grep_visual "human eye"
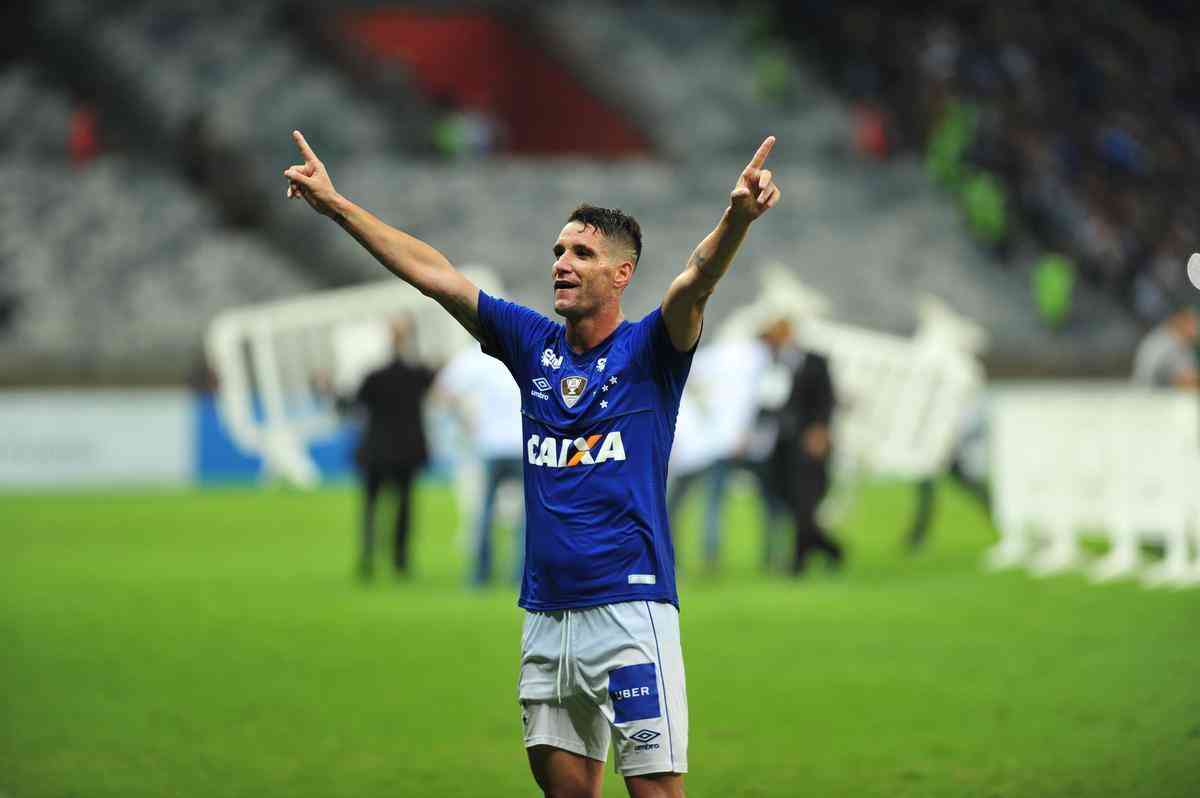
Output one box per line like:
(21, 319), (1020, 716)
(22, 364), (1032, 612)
(553, 245), (565, 258)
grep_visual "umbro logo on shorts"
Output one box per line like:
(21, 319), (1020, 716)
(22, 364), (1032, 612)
(630, 728), (662, 752)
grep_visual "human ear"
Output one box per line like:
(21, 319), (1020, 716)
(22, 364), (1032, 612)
(613, 260), (634, 290)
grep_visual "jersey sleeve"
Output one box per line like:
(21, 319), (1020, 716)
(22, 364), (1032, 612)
(476, 290), (555, 375)
(637, 306), (699, 400)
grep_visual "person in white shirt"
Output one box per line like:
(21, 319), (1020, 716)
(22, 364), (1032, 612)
(435, 345), (526, 585)
(666, 317), (792, 570)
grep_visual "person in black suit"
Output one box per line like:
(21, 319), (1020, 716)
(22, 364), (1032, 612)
(767, 346), (843, 575)
(345, 317), (436, 579)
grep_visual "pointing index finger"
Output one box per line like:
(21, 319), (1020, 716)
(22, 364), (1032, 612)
(748, 135), (776, 169)
(293, 130), (317, 163)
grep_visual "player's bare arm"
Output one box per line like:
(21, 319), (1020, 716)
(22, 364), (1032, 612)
(283, 130), (484, 342)
(661, 136), (781, 351)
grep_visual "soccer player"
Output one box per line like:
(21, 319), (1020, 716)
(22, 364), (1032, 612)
(285, 130), (780, 798)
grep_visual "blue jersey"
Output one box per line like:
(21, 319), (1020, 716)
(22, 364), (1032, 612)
(476, 291), (696, 611)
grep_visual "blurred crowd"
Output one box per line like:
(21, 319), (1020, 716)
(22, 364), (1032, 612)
(774, 0), (1200, 324)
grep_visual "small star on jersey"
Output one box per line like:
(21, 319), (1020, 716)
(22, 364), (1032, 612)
(609, 376), (618, 385)
(600, 400), (608, 409)
(601, 385), (609, 392)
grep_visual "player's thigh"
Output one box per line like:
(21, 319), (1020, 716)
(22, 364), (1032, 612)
(527, 744), (605, 798)
(625, 771), (685, 798)
(521, 698), (610, 763)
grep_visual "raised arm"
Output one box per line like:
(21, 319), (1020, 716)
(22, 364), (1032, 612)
(283, 130), (484, 342)
(660, 136), (781, 351)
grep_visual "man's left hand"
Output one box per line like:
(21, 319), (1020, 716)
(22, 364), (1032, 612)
(730, 136), (781, 225)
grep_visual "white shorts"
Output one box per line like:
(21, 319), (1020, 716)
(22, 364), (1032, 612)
(518, 600), (688, 777)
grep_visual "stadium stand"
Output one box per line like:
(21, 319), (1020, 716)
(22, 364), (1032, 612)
(0, 62), (315, 381)
(771, 1), (1200, 323)
(43, 0), (403, 161)
(534, 1), (1138, 368)
(10, 0), (1145, 380)
(35, 0), (434, 290)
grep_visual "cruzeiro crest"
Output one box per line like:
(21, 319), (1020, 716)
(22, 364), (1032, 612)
(560, 375), (588, 408)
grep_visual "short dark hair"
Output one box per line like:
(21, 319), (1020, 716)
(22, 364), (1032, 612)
(567, 204), (642, 267)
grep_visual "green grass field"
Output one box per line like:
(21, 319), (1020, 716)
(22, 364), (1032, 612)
(3, 480), (1198, 797)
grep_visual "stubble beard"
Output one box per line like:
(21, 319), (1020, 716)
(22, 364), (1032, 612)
(554, 286), (590, 321)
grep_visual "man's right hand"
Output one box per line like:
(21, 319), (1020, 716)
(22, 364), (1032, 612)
(803, 424), (831, 460)
(284, 130), (340, 218)
(280, 130), (483, 345)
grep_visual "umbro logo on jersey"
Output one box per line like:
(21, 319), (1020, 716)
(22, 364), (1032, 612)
(531, 377), (551, 400)
(560, 376), (588, 408)
(541, 348), (563, 370)
(526, 432), (626, 468)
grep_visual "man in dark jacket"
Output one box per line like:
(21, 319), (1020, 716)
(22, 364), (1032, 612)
(348, 318), (436, 579)
(767, 348), (843, 575)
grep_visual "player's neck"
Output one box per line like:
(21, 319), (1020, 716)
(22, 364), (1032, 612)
(565, 305), (625, 354)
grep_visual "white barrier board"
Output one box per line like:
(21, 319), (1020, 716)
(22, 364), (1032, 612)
(0, 390), (191, 487)
(987, 381), (1200, 586)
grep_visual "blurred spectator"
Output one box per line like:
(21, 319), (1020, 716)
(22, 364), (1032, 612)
(753, 47), (797, 105)
(666, 332), (764, 570)
(68, 102), (100, 165)
(851, 101), (891, 160)
(926, 98), (975, 188)
(905, 404), (992, 551)
(1032, 252), (1076, 329)
(433, 345), (524, 587)
(342, 317), (437, 579)
(741, 317), (799, 570)
(962, 170), (1008, 254)
(432, 93), (502, 159)
(180, 111), (261, 227)
(1132, 304), (1199, 389)
(767, 341), (842, 576)
(666, 315), (792, 571)
(664, 388), (718, 563)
